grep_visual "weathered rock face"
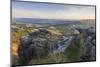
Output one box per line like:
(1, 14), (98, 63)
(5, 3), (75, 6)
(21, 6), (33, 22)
(52, 36), (74, 54)
(80, 28), (96, 61)
(17, 28), (51, 65)
(17, 27), (96, 65)
(17, 28), (75, 65)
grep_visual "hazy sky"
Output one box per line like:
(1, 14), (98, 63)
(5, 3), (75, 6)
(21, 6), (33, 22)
(12, 1), (95, 20)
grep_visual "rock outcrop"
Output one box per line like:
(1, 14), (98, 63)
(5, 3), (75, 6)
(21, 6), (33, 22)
(17, 28), (51, 65)
(79, 27), (96, 61)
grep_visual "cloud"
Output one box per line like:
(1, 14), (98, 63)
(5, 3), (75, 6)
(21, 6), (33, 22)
(12, 1), (95, 19)
(12, 6), (95, 20)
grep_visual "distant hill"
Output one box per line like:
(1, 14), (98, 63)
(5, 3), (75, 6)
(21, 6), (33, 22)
(12, 18), (95, 26)
(12, 18), (81, 24)
(80, 19), (96, 27)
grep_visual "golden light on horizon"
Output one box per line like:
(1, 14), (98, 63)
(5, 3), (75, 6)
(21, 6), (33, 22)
(78, 15), (95, 19)
(56, 15), (95, 20)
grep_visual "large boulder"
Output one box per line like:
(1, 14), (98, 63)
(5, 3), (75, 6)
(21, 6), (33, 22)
(17, 28), (51, 65)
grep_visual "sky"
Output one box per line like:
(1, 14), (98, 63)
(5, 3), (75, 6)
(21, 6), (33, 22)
(12, 1), (95, 20)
